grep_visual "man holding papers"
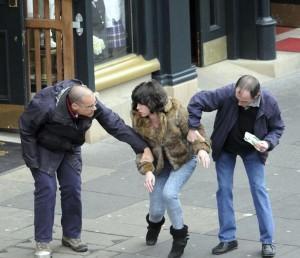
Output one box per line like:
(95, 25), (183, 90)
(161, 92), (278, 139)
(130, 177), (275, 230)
(187, 75), (285, 258)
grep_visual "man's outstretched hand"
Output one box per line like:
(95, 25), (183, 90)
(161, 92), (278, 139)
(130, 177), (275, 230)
(187, 129), (205, 143)
(141, 147), (154, 162)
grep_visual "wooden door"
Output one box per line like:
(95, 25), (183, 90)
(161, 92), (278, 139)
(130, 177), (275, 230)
(0, 0), (75, 130)
(25, 0), (74, 95)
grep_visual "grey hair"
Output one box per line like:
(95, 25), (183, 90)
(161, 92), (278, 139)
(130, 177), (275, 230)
(68, 85), (94, 103)
(235, 75), (260, 98)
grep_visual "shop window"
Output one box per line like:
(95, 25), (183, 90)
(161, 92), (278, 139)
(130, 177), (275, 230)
(92, 0), (132, 65)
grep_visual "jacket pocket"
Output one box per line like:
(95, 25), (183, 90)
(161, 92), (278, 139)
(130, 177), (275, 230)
(65, 152), (82, 174)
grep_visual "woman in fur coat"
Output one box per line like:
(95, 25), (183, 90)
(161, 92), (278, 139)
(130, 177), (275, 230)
(131, 80), (211, 258)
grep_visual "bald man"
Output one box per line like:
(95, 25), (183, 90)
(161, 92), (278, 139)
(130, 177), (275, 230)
(19, 79), (152, 257)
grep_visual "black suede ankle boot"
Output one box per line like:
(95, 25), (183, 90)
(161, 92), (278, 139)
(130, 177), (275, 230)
(168, 225), (189, 258)
(146, 214), (165, 246)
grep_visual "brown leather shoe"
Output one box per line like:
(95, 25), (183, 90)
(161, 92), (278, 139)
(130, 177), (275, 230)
(212, 240), (238, 255)
(62, 236), (88, 252)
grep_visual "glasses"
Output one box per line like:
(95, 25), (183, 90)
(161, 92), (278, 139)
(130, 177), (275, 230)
(77, 101), (97, 110)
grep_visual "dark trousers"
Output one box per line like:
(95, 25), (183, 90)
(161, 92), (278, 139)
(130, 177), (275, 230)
(31, 158), (82, 242)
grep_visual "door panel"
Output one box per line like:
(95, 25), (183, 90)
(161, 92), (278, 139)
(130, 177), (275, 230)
(0, 31), (9, 100)
(0, 0), (75, 130)
(0, 1), (26, 104)
(190, 0), (227, 66)
(25, 0), (74, 94)
(200, 0), (226, 42)
(0, 1), (26, 129)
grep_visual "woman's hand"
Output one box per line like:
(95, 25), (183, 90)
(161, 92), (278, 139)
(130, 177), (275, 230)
(144, 171), (155, 192)
(197, 150), (210, 168)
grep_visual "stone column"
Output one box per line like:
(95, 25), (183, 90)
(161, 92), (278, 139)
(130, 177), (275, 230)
(152, 0), (197, 86)
(256, 0), (276, 60)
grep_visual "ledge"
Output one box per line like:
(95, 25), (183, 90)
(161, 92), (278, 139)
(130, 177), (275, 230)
(0, 105), (24, 130)
(94, 54), (160, 91)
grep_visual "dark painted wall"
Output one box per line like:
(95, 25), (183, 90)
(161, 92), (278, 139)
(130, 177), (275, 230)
(152, 0), (197, 85)
(239, 0), (258, 59)
(73, 0), (95, 91)
(0, 1), (26, 104)
(226, 0), (276, 60)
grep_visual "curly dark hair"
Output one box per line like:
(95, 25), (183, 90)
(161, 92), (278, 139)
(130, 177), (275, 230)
(131, 80), (168, 113)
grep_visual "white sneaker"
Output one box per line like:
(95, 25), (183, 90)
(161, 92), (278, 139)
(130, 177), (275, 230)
(34, 242), (52, 258)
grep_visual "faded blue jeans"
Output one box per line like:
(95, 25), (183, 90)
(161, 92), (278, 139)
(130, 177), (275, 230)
(215, 151), (274, 244)
(149, 156), (197, 229)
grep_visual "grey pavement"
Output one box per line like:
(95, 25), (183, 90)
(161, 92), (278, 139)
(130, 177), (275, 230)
(0, 71), (300, 258)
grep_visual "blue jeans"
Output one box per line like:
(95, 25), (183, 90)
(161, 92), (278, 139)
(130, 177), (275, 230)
(215, 151), (274, 244)
(149, 156), (197, 229)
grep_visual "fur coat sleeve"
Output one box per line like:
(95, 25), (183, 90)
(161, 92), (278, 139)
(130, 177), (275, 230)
(176, 104), (211, 154)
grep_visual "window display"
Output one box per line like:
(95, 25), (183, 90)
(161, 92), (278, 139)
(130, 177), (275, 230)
(92, 0), (130, 64)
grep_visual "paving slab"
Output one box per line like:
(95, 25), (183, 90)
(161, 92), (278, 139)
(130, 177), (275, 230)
(81, 140), (136, 170)
(0, 237), (25, 253)
(82, 167), (147, 199)
(272, 193), (300, 219)
(282, 247), (300, 258)
(0, 180), (33, 203)
(234, 215), (300, 247)
(114, 254), (157, 258)
(0, 246), (33, 258)
(0, 141), (24, 174)
(0, 188), (144, 219)
(0, 207), (33, 234)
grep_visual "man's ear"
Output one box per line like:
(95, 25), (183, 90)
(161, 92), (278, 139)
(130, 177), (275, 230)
(71, 102), (79, 112)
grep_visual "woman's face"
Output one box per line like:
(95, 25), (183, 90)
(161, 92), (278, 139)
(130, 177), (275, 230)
(136, 103), (151, 117)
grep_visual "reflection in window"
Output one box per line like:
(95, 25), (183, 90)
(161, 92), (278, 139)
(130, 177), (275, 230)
(92, 0), (129, 64)
(27, 0), (55, 19)
(27, 0), (56, 48)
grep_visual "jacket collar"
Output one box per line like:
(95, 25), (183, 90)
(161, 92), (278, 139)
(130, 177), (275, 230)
(256, 90), (267, 118)
(164, 98), (173, 112)
(52, 86), (74, 124)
